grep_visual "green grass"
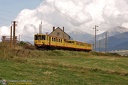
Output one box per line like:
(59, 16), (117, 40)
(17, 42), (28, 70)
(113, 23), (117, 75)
(0, 44), (128, 85)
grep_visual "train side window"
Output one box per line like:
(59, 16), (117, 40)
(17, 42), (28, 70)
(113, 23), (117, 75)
(52, 37), (56, 42)
(54, 38), (56, 41)
(67, 41), (74, 44)
(58, 39), (60, 42)
(52, 38), (54, 41)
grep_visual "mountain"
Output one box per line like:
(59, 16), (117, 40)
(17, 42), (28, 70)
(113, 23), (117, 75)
(96, 32), (128, 51)
(107, 26), (128, 36)
(111, 40), (128, 50)
(91, 26), (128, 51)
(68, 30), (93, 43)
(97, 26), (128, 40)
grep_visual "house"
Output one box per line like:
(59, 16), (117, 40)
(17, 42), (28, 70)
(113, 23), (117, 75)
(49, 27), (70, 40)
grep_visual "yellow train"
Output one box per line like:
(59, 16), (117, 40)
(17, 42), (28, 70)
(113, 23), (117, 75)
(34, 34), (92, 51)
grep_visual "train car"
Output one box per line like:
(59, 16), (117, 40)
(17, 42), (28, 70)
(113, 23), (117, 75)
(34, 34), (49, 49)
(34, 34), (92, 51)
(34, 34), (65, 49)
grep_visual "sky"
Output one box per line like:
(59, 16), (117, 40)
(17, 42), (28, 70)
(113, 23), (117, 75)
(0, 0), (128, 41)
(0, 0), (41, 26)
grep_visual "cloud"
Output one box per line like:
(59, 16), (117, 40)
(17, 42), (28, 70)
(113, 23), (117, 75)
(21, 24), (37, 40)
(0, 26), (10, 36)
(0, 0), (128, 42)
(53, 0), (92, 26)
(102, 0), (128, 27)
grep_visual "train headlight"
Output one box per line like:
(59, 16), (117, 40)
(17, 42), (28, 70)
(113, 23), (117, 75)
(42, 42), (45, 46)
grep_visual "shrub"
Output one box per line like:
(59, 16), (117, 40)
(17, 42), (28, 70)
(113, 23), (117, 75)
(23, 45), (36, 50)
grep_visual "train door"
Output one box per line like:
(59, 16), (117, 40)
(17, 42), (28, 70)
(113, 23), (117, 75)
(49, 36), (51, 45)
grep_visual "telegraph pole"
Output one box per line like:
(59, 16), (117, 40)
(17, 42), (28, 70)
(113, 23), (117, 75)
(105, 32), (108, 53)
(19, 34), (23, 42)
(92, 43), (94, 51)
(19, 35), (20, 42)
(10, 26), (12, 48)
(93, 25), (98, 51)
(99, 40), (101, 52)
(12, 21), (17, 47)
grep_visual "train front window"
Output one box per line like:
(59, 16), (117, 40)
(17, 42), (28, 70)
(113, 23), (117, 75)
(35, 35), (38, 40)
(35, 35), (45, 40)
(42, 35), (45, 40)
(38, 35), (42, 40)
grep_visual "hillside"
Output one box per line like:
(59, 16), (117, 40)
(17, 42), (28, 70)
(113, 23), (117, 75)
(111, 40), (128, 50)
(0, 43), (128, 85)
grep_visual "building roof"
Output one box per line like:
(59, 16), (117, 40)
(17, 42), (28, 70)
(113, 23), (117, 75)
(49, 27), (70, 38)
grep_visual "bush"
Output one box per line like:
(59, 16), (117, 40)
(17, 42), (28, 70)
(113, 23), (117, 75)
(19, 41), (27, 46)
(90, 51), (120, 57)
(23, 45), (36, 50)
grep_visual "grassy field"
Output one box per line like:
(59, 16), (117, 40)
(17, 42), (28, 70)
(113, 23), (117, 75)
(0, 44), (128, 85)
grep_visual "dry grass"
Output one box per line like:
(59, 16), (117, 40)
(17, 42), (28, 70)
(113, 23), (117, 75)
(0, 42), (128, 85)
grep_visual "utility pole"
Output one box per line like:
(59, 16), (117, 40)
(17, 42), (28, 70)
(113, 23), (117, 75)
(93, 25), (98, 51)
(92, 43), (94, 51)
(99, 40), (101, 52)
(19, 34), (23, 42)
(12, 21), (17, 47)
(105, 32), (108, 53)
(19, 35), (20, 42)
(10, 26), (12, 48)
